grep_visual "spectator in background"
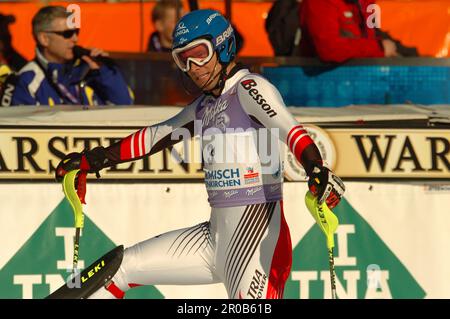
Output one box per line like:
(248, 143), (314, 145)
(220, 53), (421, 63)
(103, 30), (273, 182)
(11, 6), (133, 106)
(298, 0), (418, 62)
(0, 13), (27, 72)
(147, 0), (184, 53)
(265, 0), (302, 56)
(0, 63), (13, 105)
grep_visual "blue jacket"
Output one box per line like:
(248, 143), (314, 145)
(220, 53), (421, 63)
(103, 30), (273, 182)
(11, 49), (133, 106)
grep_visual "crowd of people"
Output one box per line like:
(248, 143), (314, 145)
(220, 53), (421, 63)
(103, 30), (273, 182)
(0, 0), (420, 107)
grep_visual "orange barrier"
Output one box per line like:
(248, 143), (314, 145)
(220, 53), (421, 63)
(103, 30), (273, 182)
(377, 0), (449, 57)
(0, 0), (448, 60)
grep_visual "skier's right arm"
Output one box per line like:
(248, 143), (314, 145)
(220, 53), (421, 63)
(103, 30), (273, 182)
(55, 99), (199, 181)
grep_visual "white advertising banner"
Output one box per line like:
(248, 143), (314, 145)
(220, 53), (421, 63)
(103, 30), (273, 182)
(1, 181), (449, 299)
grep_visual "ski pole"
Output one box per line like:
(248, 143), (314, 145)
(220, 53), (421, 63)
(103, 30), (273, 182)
(305, 191), (339, 299)
(62, 169), (85, 273)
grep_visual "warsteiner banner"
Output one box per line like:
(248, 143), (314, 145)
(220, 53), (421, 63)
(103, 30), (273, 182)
(0, 128), (203, 179)
(285, 127), (450, 180)
(0, 126), (448, 180)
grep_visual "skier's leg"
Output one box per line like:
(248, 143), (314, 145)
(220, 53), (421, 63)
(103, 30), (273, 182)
(216, 201), (292, 299)
(90, 221), (218, 299)
(48, 221), (218, 299)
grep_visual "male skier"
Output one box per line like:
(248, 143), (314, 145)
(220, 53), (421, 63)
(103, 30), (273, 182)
(53, 10), (345, 299)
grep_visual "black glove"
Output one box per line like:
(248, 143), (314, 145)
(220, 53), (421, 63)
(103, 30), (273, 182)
(307, 165), (345, 209)
(55, 146), (108, 182)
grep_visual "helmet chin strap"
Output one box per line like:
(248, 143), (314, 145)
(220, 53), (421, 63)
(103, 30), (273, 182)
(199, 58), (221, 92)
(179, 58), (221, 96)
(180, 55), (230, 97)
(202, 61), (229, 97)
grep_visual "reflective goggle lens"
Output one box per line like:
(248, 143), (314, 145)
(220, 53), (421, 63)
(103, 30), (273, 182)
(173, 40), (213, 72)
(178, 43), (210, 65)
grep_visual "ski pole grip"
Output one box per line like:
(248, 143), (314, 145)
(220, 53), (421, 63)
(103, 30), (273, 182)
(62, 169), (85, 229)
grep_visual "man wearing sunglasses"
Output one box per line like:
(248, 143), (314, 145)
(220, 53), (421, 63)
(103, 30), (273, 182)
(51, 10), (344, 299)
(10, 6), (133, 106)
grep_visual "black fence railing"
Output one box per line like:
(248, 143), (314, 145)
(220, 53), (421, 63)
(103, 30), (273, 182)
(111, 52), (450, 106)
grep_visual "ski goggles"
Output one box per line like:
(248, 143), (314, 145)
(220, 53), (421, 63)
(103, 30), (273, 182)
(172, 39), (214, 72)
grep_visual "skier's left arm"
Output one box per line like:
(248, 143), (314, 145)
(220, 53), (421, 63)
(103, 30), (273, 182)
(237, 75), (345, 208)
